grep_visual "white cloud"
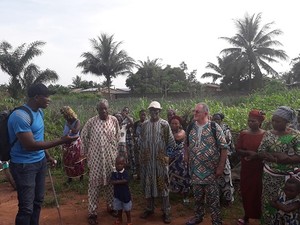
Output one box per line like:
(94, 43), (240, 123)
(0, 0), (299, 88)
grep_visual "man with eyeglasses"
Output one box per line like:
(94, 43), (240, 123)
(185, 102), (228, 225)
(139, 101), (175, 224)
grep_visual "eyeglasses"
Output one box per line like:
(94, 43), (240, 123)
(192, 110), (205, 114)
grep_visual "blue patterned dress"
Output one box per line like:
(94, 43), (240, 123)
(273, 191), (300, 225)
(168, 139), (190, 194)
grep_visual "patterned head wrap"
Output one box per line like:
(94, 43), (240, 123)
(170, 115), (183, 125)
(248, 109), (266, 122)
(273, 106), (296, 123)
(60, 106), (77, 120)
(273, 106), (298, 129)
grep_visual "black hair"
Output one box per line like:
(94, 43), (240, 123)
(139, 109), (146, 114)
(116, 155), (126, 163)
(213, 113), (225, 120)
(122, 106), (129, 111)
(285, 177), (300, 192)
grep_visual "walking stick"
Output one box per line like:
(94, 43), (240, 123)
(48, 166), (63, 225)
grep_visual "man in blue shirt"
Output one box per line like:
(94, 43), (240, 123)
(8, 83), (78, 225)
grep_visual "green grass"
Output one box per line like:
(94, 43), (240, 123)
(2, 87), (300, 220)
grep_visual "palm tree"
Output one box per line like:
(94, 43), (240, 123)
(290, 55), (300, 82)
(77, 33), (135, 98)
(201, 56), (227, 83)
(71, 75), (82, 88)
(220, 13), (288, 90)
(0, 41), (58, 98)
(125, 57), (163, 94)
(202, 55), (250, 91)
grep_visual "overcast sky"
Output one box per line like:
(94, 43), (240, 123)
(1, 0), (300, 88)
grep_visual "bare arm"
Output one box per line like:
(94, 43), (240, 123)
(237, 149), (254, 157)
(272, 152), (300, 164)
(270, 199), (300, 213)
(45, 150), (57, 166)
(16, 132), (78, 151)
(183, 144), (189, 163)
(70, 119), (81, 134)
(124, 115), (134, 130)
(110, 179), (128, 185)
(215, 148), (227, 177)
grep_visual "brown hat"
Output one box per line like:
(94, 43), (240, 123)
(27, 83), (55, 98)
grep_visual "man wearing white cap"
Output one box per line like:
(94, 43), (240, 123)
(139, 101), (175, 224)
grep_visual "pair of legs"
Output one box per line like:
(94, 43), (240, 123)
(141, 196), (171, 223)
(10, 158), (47, 225)
(115, 210), (131, 224)
(88, 183), (114, 224)
(67, 174), (84, 183)
(114, 198), (132, 225)
(187, 183), (222, 225)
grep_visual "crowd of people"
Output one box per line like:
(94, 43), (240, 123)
(7, 82), (300, 225)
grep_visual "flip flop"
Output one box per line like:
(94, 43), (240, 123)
(237, 218), (248, 225)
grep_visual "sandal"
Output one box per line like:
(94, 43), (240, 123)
(163, 213), (171, 224)
(186, 216), (203, 225)
(237, 218), (249, 225)
(140, 210), (154, 219)
(88, 215), (98, 225)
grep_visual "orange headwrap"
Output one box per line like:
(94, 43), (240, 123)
(248, 109), (266, 122)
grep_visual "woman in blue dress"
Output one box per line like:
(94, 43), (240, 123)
(168, 115), (190, 203)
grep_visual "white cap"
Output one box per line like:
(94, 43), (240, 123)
(148, 101), (162, 109)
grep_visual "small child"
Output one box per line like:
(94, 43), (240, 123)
(271, 177), (300, 225)
(111, 155), (132, 225)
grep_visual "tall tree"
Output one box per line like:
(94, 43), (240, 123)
(0, 41), (58, 98)
(77, 33), (135, 98)
(220, 13), (288, 90)
(72, 75), (82, 88)
(201, 55), (247, 91)
(126, 58), (163, 93)
(201, 56), (227, 83)
(126, 59), (197, 95)
(290, 55), (300, 82)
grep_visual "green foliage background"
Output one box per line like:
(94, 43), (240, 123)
(2, 86), (300, 162)
(2, 87), (300, 219)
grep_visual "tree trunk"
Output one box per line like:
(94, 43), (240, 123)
(248, 64), (252, 91)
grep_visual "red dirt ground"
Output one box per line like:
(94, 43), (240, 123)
(0, 173), (260, 225)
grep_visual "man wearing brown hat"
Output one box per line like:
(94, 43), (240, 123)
(139, 101), (175, 224)
(8, 83), (78, 225)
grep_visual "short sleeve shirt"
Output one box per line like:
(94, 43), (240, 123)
(8, 105), (45, 163)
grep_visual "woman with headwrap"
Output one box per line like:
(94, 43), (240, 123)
(236, 109), (266, 225)
(167, 115), (190, 204)
(247, 106), (300, 225)
(60, 106), (85, 183)
(212, 113), (235, 207)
